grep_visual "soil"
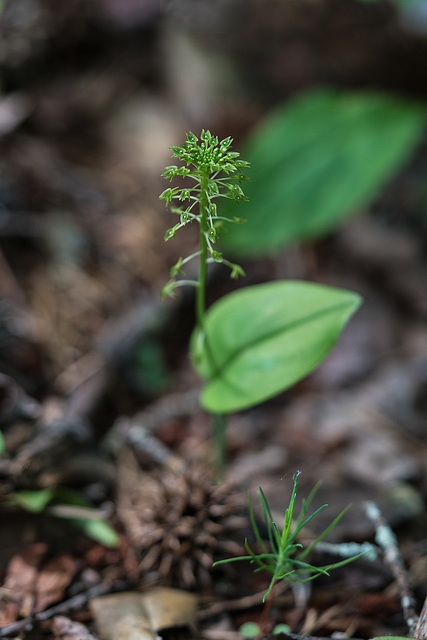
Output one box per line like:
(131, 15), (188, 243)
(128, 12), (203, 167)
(1, 2), (427, 640)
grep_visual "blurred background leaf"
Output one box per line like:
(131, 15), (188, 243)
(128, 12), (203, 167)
(220, 90), (427, 257)
(9, 487), (119, 548)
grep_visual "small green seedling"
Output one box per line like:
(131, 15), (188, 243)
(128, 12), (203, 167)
(160, 131), (361, 466)
(214, 472), (366, 630)
(240, 621), (290, 638)
(4, 486), (119, 548)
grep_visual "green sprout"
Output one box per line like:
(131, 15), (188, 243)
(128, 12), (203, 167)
(214, 471), (366, 626)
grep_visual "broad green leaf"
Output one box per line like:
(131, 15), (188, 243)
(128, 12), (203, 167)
(0, 430), (4, 454)
(69, 517), (119, 548)
(273, 624), (291, 634)
(12, 486), (119, 547)
(45, 487), (120, 548)
(239, 622), (262, 638)
(14, 489), (55, 512)
(191, 281), (361, 413)
(221, 90), (426, 256)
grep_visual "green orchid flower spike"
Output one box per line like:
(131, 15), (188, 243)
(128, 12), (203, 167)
(159, 130), (249, 324)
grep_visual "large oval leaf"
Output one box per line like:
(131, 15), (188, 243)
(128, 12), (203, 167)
(220, 90), (426, 256)
(191, 281), (361, 413)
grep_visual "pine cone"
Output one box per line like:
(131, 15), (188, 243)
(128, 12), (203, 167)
(117, 449), (246, 588)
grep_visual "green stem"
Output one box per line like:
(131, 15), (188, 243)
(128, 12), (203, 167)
(260, 582), (276, 636)
(196, 171), (209, 330)
(213, 413), (226, 477)
(197, 173), (227, 475)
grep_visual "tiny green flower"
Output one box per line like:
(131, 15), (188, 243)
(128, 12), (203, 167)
(164, 227), (176, 241)
(170, 257), (184, 277)
(230, 263), (245, 279)
(210, 250), (223, 262)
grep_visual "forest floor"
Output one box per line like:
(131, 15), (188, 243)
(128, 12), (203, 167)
(1, 2), (427, 640)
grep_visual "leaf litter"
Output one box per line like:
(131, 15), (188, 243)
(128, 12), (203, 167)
(2, 2), (427, 640)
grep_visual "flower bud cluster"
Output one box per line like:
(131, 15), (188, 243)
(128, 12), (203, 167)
(159, 130), (250, 297)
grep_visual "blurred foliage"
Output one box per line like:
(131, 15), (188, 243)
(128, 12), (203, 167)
(221, 90), (427, 257)
(135, 340), (171, 396)
(8, 486), (119, 547)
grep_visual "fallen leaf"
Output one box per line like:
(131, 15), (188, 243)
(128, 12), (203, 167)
(35, 553), (77, 612)
(90, 588), (197, 640)
(52, 615), (99, 640)
(0, 543), (47, 625)
(141, 588), (197, 633)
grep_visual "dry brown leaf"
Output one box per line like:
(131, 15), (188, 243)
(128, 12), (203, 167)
(0, 542), (47, 625)
(34, 553), (77, 613)
(52, 615), (99, 640)
(90, 588), (197, 640)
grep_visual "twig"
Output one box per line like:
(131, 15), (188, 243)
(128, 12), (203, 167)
(364, 500), (418, 635)
(198, 584), (293, 621)
(13, 367), (108, 475)
(122, 388), (200, 437)
(415, 596), (427, 640)
(108, 388), (200, 468)
(314, 541), (379, 561)
(0, 579), (129, 638)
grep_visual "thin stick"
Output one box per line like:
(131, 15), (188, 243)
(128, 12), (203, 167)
(0, 580), (129, 638)
(364, 501), (418, 635)
(414, 596), (427, 640)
